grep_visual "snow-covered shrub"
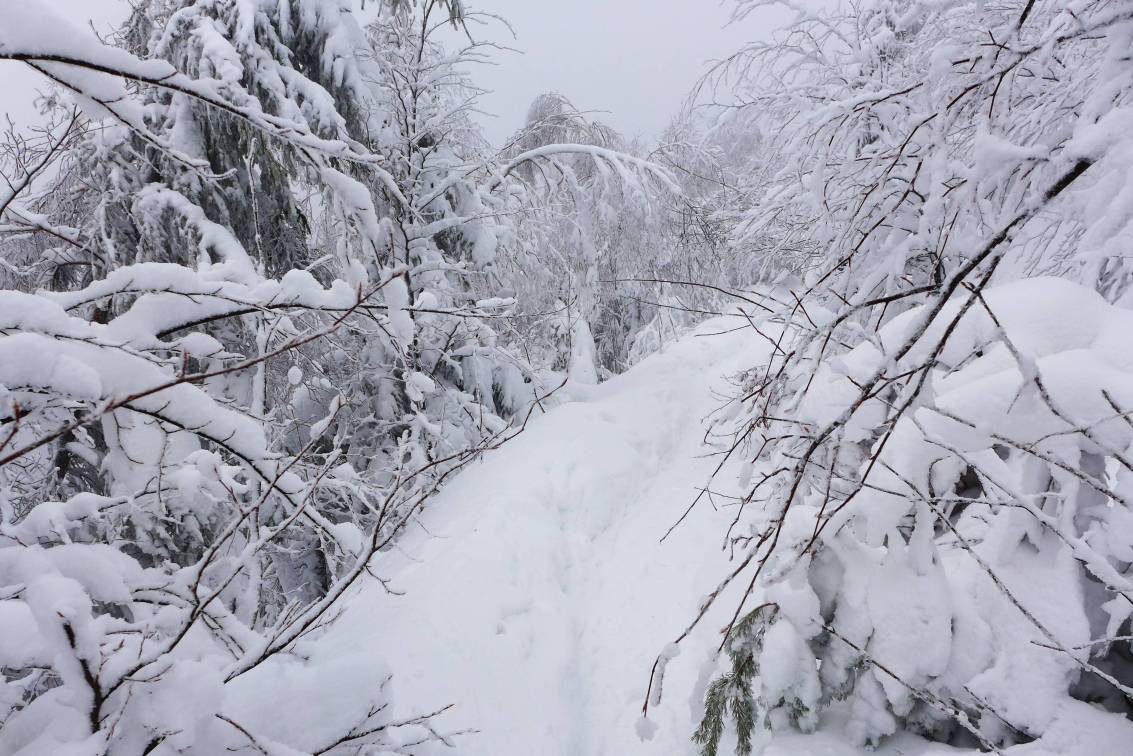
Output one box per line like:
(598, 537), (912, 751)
(648, 0), (1133, 751)
(684, 275), (1133, 751)
(792, 278), (1133, 742)
(0, 260), (483, 752)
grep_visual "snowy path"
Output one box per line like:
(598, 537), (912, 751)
(319, 317), (762, 755)
(318, 319), (944, 755)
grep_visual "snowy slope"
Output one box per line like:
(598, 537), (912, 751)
(309, 313), (1133, 756)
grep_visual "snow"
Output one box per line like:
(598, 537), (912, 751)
(226, 647), (395, 754)
(288, 312), (971, 756)
(0, 601), (49, 668)
(4, 0), (1133, 751)
(1007, 700), (1133, 756)
(269, 284), (1133, 756)
(311, 314), (764, 755)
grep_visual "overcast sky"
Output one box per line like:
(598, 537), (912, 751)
(2, 0), (128, 132)
(2, 0), (769, 146)
(440, 0), (759, 144)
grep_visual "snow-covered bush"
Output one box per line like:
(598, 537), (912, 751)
(0, 260), (488, 752)
(721, 278), (1133, 748)
(640, 0), (1133, 751)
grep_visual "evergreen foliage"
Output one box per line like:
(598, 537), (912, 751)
(693, 604), (777, 756)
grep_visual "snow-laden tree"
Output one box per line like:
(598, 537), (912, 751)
(0, 0), (545, 602)
(2, 0), (422, 612)
(0, 1), (537, 751)
(358, 0), (537, 430)
(622, 111), (769, 366)
(501, 97), (773, 379)
(640, 0), (1133, 752)
(498, 93), (679, 380)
